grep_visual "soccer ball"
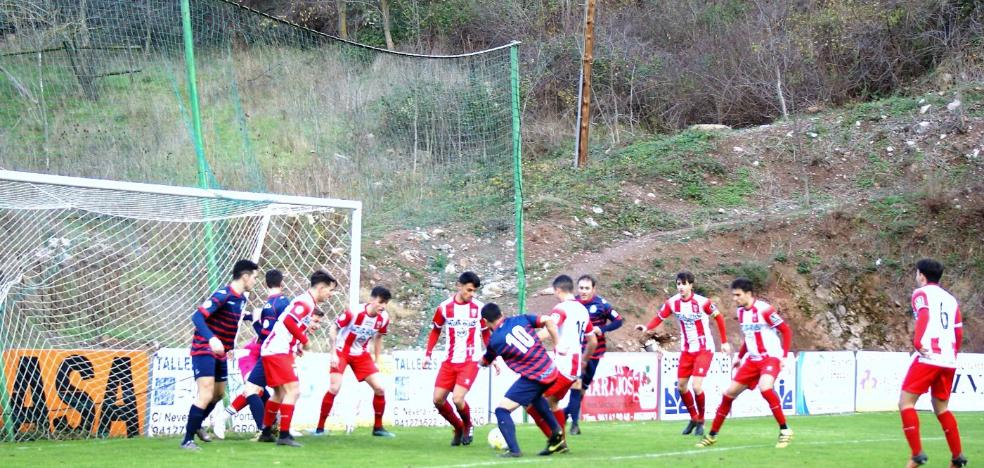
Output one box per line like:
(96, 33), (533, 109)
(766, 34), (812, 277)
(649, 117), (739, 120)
(487, 427), (508, 451)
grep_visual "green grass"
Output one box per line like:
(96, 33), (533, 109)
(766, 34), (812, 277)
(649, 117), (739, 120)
(2, 412), (981, 467)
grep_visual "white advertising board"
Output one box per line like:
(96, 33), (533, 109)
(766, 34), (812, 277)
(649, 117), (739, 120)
(658, 352), (732, 422)
(795, 351), (856, 415)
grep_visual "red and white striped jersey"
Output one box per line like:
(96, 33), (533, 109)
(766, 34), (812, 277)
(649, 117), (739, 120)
(335, 304), (389, 357)
(547, 299), (594, 379)
(261, 292), (316, 357)
(431, 295), (487, 363)
(737, 299), (785, 360)
(912, 284), (961, 368)
(658, 293), (721, 353)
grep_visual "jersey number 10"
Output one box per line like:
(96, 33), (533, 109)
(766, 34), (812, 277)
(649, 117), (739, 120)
(506, 326), (536, 353)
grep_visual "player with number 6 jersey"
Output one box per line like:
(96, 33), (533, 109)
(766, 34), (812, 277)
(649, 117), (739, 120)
(424, 271), (490, 446)
(899, 259), (966, 468)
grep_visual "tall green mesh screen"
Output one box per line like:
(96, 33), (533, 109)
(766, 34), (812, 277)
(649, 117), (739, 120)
(0, 0), (525, 440)
(0, 0), (518, 233)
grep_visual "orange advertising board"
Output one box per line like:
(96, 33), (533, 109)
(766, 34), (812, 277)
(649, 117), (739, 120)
(2, 349), (149, 437)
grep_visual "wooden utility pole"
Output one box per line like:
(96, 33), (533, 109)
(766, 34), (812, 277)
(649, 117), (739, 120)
(574, 0), (597, 168)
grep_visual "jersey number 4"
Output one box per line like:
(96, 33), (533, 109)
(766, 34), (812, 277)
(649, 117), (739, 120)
(505, 326), (535, 353)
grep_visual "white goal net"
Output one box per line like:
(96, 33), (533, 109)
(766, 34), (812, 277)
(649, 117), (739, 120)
(0, 170), (361, 440)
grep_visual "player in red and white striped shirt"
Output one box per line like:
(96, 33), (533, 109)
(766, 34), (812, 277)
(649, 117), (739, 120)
(256, 270), (337, 447)
(423, 272), (490, 446)
(637, 271), (730, 437)
(527, 275), (597, 444)
(900, 259), (966, 468)
(315, 286), (395, 437)
(696, 277), (793, 449)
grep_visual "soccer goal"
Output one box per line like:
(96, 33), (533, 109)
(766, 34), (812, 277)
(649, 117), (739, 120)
(0, 170), (361, 441)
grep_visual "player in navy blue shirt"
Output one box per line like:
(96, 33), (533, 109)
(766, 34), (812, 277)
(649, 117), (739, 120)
(181, 259), (258, 450)
(213, 269), (290, 438)
(481, 303), (567, 457)
(565, 274), (623, 434)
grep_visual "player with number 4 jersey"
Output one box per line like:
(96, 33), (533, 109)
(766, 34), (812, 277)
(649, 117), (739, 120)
(899, 259), (966, 468)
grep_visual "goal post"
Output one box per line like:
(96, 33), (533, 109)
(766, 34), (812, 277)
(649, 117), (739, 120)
(0, 169), (361, 440)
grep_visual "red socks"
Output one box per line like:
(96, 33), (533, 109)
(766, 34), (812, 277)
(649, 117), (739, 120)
(436, 400), (464, 432)
(761, 389), (786, 426)
(901, 407), (922, 456)
(317, 391), (336, 431)
(937, 410), (962, 458)
(458, 402), (472, 430)
(695, 391), (706, 422)
(526, 405), (553, 437)
(711, 395), (734, 434)
(553, 409), (566, 437)
(680, 390), (698, 421)
(278, 404), (295, 434)
(373, 394), (386, 429)
(263, 400), (281, 429)
(231, 394), (248, 412)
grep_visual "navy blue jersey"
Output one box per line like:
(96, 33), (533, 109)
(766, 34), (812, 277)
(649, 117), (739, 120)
(578, 295), (622, 359)
(254, 293), (290, 343)
(190, 285), (246, 356)
(483, 314), (557, 383)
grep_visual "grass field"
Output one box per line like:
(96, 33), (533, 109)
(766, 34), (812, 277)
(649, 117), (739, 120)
(2, 412), (982, 467)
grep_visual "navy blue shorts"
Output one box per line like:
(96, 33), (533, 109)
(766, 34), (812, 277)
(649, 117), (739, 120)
(504, 376), (551, 406)
(246, 358), (267, 387)
(582, 359), (601, 388)
(192, 355), (228, 382)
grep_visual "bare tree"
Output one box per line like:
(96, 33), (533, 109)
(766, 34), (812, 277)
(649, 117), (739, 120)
(380, 0), (394, 50)
(336, 0), (348, 39)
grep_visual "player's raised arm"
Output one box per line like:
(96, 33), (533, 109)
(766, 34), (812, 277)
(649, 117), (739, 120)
(635, 300), (671, 332)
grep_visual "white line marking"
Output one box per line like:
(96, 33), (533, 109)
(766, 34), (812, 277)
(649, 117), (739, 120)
(422, 436), (945, 468)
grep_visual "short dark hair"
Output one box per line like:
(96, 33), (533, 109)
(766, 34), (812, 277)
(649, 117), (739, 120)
(312, 308), (326, 317)
(371, 286), (392, 302)
(553, 274), (575, 293)
(458, 271), (481, 288)
(676, 271), (695, 285)
(916, 258), (944, 283)
(731, 277), (754, 293)
(310, 270), (337, 288)
(265, 269), (284, 288)
(232, 259), (259, 279)
(577, 274), (597, 287)
(481, 303), (502, 323)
